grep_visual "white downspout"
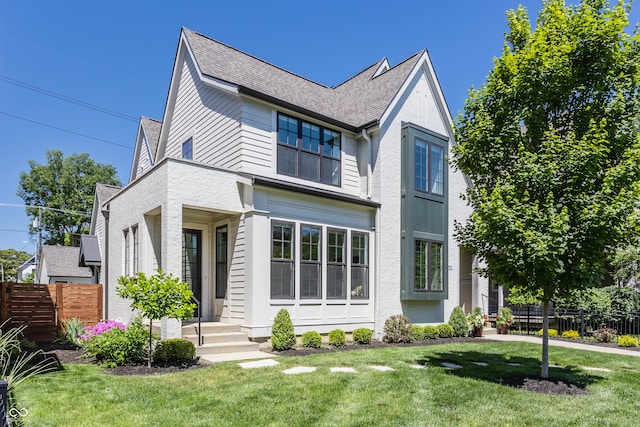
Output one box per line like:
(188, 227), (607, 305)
(361, 129), (372, 199)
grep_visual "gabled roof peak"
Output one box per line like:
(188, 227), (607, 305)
(178, 28), (432, 130)
(183, 28), (331, 90)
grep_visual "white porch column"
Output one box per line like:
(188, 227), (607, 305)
(244, 210), (270, 337)
(160, 199), (183, 339)
(472, 256), (490, 312)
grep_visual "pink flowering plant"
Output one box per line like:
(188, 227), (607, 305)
(79, 319), (127, 341)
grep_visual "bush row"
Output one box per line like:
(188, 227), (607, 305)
(271, 309), (374, 351)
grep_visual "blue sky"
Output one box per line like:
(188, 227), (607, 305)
(0, 0), (638, 254)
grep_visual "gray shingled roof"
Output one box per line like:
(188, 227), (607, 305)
(41, 245), (92, 278)
(95, 183), (121, 207)
(183, 28), (423, 130)
(141, 116), (162, 158)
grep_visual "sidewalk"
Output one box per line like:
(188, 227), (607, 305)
(480, 333), (640, 357)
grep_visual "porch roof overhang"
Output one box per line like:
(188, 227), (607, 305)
(247, 175), (380, 208)
(79, 234), (101, 267)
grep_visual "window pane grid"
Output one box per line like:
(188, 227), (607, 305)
(429, 242), (444, 291)
(430, 145), (444, 195)
(301, 225), (321, 299)
(271, 222), (294, 299)
(415, 139), (428, 192)
(351, 232), (369, 299)
(414, 239), (444, 292)
(327, 229), (346, 299)
(414, 137), (444, 196)
(277, 113), (341, 186)
(414, 240), (427, 291)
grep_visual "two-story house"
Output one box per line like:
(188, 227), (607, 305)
(93, 28), (488, 344)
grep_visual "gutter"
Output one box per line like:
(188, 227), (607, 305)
(249, 175), (380, 208)
(237, 86), (360, 133)
(361, 129), (373, 199)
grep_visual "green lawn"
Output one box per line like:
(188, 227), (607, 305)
(18, 342), (640, 426)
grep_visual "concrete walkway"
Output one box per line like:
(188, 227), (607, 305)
(480, 333), (640, 357)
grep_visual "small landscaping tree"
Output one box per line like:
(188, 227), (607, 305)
(271, 309), (296, 351)
(448, 306), (469, 337)
(117, 269), (196, 367)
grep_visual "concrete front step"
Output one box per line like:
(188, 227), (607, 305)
(482, 327), (498, 336)
(181, 322), (260, 357)
(183, 331), (250, 345)
(194, 341), (260, 356)
(182, 322), (241, 335)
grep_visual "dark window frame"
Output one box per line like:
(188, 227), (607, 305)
(327, 228), (347, 299)
(300, 224), (322, 299)
(414, 238), (444, 292)
(351, 232), (369, 299)
(132, 225), (139, 275)
(271, 221), (295, 299)
(414, 137), (444, 196)
(182, 137), (193, 160)
(123, 229), (130, 276)
(277, 113), (341, 186)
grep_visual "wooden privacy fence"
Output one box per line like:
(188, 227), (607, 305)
(0, 282), (103, 341)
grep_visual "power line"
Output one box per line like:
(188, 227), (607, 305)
(0, 110), (134, 150)
(0, 228), (27, 233)
(0, 203), (91, 216)
(0, 74), (139, 122)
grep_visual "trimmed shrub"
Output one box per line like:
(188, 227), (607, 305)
(561, 330), (579, 339)
(328, 329), (347, 347)
(538, 328), (558, 337)
(83, 318), (151, 367)
(618, 335), (639, 347)
(593, 328), (617, 343)
(353, 328), (373, 345)
(302, 331), (322, 348)
(271, 309), (296, 351)
(437, 324), (454, 338)
(153, 338), (195, 362)
(383, 315), (412, 343)
(410, 324), (425, 342)
(448, 306), (469, 337)
(423, 325), (439, 339)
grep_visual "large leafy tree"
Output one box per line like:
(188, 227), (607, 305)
(17, 149), (121, 245)
(452, 0), (640, 378)
(0, 249), (32, 282)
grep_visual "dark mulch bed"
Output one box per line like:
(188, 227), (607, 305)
(33, 341), (208, 375)
(504, 376), (590, 395)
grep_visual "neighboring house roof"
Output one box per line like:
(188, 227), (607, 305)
(96, 183), (122, 207)
(182, 28), (422, 130)
(18, 255), (36, 270)
(41, 245), (92, 278)
(79, 235), (101, 267)
(140, 116), (162, 159)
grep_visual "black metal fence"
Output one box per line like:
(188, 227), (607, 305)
(508, 305), (640, 337)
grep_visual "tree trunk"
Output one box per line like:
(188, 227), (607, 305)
(541, 299), (549, 379)
(148, 319), (153, 368)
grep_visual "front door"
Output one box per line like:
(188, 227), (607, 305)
(182, 229), (202, 316)
(214, 224), (228, 318)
